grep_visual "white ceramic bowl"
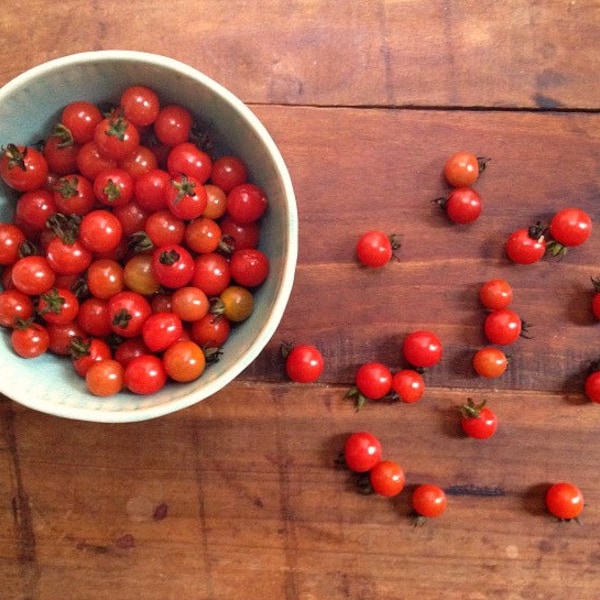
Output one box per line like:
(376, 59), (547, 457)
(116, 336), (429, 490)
(0, 50), (297, 422)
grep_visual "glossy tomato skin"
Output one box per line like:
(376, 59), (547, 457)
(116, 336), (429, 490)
(343, 432), (382, 473)
(479, 278), (513, 310)
(356, 231), (394, 267)
(0, 144), (49, 192)
(226, 183), (268, 224)
(77, 297), (112, 338)
(217, 286), (254, 322)
(94, 115), (140, 160)
(443, 151), (483, 188)
(93, 168), (134, 207)
(0, 223), (26, 266)
(0, 289), (34, 327)
(402, 330), (443, 369)
(369, 460), (405, 497)
(472, 347), (508, 378)
(37, 287), (80, 325)
(354, 362), (393, 400)
(79, 209), (124, 254)
(61, 101), (103, 144)
(483, 308), (522, 345)
(46, 237), (93, 276)
(210, 155), (248, 193)
(460, 400), (498, 439)
(164, 174), (208, 220)
(391, 369), (425, 403)
(11, 255), (56, 295)
(120, 85), (160, 127)
(163, 339), (206, 382)
(151, 244), (195, 289)
(230, 248), (270, 288)
(191, 252), (231, 296)
(190, 313), (231, 348)
(71, 337), (112, 377)
(285, 344), (324, 383)
(15, 189), (57, 237)
(412, 484), (447, 518)
(10, 322), (50, 358)
(141, 312), (184, 353)
(86, 359), (125, 397)
(584, 370), (600, 403)
(505, 227), (546, 264)
(444, 187), (482, 224)
(108, 291), (152, 338)
(124, 354), (167, 395)
(153, 104), (193, 146)
(545, 482), (584, 520)
(549, 207), (592, 248)
(166, 142), (212, 183)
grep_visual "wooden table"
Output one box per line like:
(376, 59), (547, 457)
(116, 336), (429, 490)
(2, 2), (600, 598)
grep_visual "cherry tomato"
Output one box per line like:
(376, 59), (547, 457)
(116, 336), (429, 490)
(171, 286), (210, 322)
(108, 291), (152, 338)
(443, 151), (486, 187)
(548, 207), (592, 248)
(584, 369), (600, 403)
(144, 209), (186, 247)
(94, 114), (140, 160)
(86, 359), (125, 397)
(124, 354), (167, 395)
(120, 85), (161, 127)
(284, 344), (324, 383)
(230, 248), (269, 288)
(0, 223), (26, 266)
(15, 189), (57, 237)
(391, 369), (425, 403)
(46, 237), (92, 276)
(164, 174), (208, 220)
(472, 347), (508, 378)
(0, 289), (34, 327)
(0, 144), (49, 192)
(166, 142), (212, 184)
(43, 127), (80, 175)
(93, 167), (134, 207)
(79, 209), (123, 254)
(142, 312), (184, 353)
(343, 432), (382, 473)
(460, 399), (498, 439)
(226, 183), (268, 224)
(46, 320), (86, 356)
(219, 217), (260, 251)
(119, 145), (158, 179)
(479, 278), (513, 310)
(163, 339), (206, 382)
(61, 100), (103, 144)
(87, 259), (125, 299)
(545, 482), (584, 520)
(76, 141), (118, 180)
(214, 285), (254, 322)
(202, 184), (228, 220)
(37, 287), (80, 325)
(123, 254), (161, 296)
(112, 200), (149, 237)
(505, 225), (546, 265)
(191, 313), (231, 348)
(52, 173), (95, 216)
(10, 321), (50, 358)
(442, 187), (482, 224)
(113, 336), (150, 367)
(356, 230), (399, 267)
(184, 217), (222, 254)
(153, 104), (194, 146)
(483, 308), (523, 345)
(151, 244), (195, 289)
(402, 330), (443, 369)
(354, 362), (393, 400)
(192, 252), (231, 296)
(77, 297), (112, 338)
(210, 155), (248, 193)
(11, 255), (56, 295)
(412, 484), (447, 518)
(70, 337), (112, 377)
(369, 460), (405, 497)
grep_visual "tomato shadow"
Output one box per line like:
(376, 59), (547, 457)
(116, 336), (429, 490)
(522, 482), (551, 517)
(561, 364), (592, 404)
(435, 404), (464, 439)
(564, 281), (596, 326)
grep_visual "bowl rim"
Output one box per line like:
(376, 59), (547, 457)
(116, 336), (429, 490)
(0, 50), (298, 422)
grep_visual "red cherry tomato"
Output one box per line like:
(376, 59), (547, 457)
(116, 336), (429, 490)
(412, 484), (447, 518)
(210, 155), (248, 192)
(441, 187), (482, 224)
(479, 278), (513, 310)
(402, 330), (443, 369)
(141, 312), (184, 353)
(0, 144), (49, 192)
(226, 183), (268, 224)
(284, 344), (324, 383)
(443, 151), (486, 187)
(483, 308), (523, 345)
(472, 347), (508, 378)
(545, 482), (584, 520)
(391, 369), (425, 403)
(37, 287), (80, 325)
(505, 225), (546, 264)
(151, 244), (195, 289)
(120, 85), (161, 127)
(230, 248), (270, 288)
(354, 362), (393, 400)
(124, 354), (167, 395)
(460, 399), (498, 439)
(369, 460), (405, 497)
(166, 142), (213, 184)
(343, 432), (382, 473)
(94, 114), (140, 160)
(356, 230), (399, 267)
(86, 359), (125, 397)
(10, 321), (50, 358)
(548, 207), (592, 248)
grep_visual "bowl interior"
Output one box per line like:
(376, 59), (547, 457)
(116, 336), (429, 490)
(0, 51), (297, 422)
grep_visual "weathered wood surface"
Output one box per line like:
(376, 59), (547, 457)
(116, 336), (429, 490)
(2, 1), (600, 599)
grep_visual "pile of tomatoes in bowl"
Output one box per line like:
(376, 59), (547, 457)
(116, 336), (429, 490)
(0, 84), (271, 398)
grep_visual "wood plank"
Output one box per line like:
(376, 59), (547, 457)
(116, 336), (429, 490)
(2, 382), (600, 599)
(241, 105), (600, 395)
(0, 1), (599, 109)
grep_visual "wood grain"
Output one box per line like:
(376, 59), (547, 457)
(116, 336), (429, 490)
(2, 1), (600, 599)
(0, 1), (599, 109)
